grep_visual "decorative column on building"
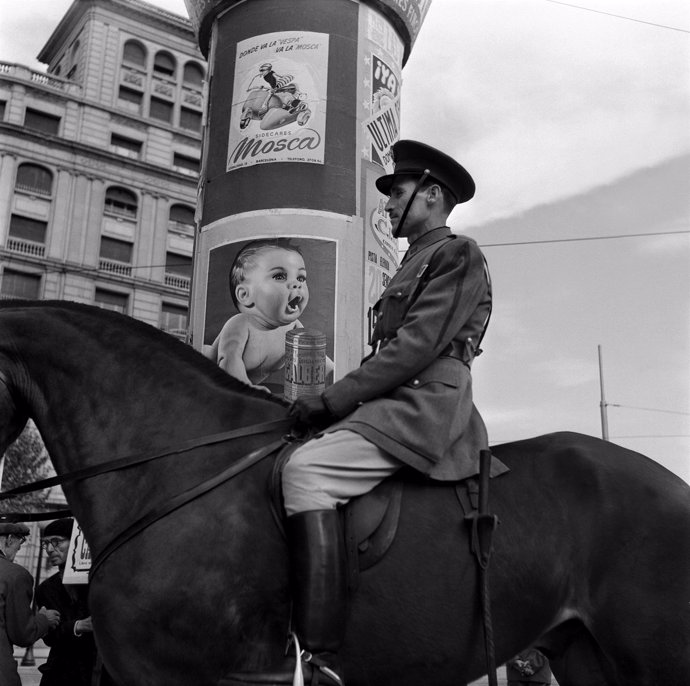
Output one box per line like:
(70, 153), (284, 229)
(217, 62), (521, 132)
(184, 0), (431, 395)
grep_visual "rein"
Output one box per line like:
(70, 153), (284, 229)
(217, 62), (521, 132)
(90, 433), (291, 578)
(0, 418), (292, 500)
(0, 417), (294, 570)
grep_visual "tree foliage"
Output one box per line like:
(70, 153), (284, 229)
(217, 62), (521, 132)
(0, 421), (52, 514)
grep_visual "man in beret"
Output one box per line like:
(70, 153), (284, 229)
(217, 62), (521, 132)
(35, 518), (97, 686)
(229, 140), (493, 686)
(0, 518), (60, 686)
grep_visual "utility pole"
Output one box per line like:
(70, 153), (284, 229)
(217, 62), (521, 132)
(598, 344), (610, 440)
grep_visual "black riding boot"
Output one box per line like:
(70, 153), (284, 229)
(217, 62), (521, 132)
(221, 509), (347, 686)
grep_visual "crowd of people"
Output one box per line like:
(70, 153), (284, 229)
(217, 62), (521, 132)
(0, 516), (101, 686)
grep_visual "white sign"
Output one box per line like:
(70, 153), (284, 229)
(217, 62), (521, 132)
(62, 521), (91, 585)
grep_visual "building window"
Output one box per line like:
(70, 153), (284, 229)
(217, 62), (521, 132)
(104, 187), (138, 220)
(123, 40), (147, 69)
(99, 236), (133, 264)
(173, 154), (199, 176)
(118, 86), (143, 114)
(15, 164), (53, 196)
(169, 204), (195, 233)
(9, 215), (47, 243)
(66, 65), (78, 81)
(179, 107), (202, 132)
(110, 133), (142, 160)
(183, 61), (204, 88)
(1, 269), (41, 300)
(94, 288), (128, 314)
(160, 302), (188, 339)
(150, 97), (173, 123)
(153, 51), (176, 78)
(165, 252), (192, 290)
(24, 109), (61, 135)
(0, 101), (6, 120)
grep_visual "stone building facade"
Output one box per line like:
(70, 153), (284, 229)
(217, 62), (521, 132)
(0, 0), (206, 339)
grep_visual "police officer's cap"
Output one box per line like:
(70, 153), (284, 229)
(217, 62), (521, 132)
(376, 140), (475, 205)
(0, 515), (30, 537)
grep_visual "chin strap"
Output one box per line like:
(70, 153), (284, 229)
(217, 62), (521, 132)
(392, 169), (431, 238)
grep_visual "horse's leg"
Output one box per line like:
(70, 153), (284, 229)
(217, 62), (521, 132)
(540, 620), (613, 686)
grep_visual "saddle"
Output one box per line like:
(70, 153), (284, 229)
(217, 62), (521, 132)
(270, 441), (509, 592)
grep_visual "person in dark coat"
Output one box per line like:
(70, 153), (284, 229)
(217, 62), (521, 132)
(507, 647), (553, 685)
(35, 518), (96, 686)
(0, 518), (60, 686)
(227, 140), (493, 686)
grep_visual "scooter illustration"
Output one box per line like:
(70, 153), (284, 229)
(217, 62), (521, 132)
(239, 84), (311, 131)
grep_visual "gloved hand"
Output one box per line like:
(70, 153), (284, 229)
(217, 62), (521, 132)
(289, 394), (335, 430)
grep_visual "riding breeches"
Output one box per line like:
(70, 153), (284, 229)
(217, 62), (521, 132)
(282, 430), (402, 515)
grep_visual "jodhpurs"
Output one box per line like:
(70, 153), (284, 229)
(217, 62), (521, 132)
(282, 430), (402, 516)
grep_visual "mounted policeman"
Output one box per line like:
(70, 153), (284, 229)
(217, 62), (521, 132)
(226, 139), (492, 686)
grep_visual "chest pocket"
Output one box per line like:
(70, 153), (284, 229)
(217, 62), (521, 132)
(373, 280), (417, 341)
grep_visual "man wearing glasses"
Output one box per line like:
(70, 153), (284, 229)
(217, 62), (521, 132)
(0, 517), (60, 686)
(36, 518), (97, 686)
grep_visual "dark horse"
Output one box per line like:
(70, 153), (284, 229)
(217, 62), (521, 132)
(0, 301), (688, 686)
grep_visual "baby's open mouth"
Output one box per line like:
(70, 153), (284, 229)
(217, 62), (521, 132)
(287, 295), (302, 313)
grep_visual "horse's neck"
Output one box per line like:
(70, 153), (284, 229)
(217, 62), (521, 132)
(9, 308), (287, 550)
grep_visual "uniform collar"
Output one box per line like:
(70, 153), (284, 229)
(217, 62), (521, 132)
(403, 226), (453, 262)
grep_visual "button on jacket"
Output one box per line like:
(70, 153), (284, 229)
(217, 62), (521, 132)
(324, 226), (491, 480)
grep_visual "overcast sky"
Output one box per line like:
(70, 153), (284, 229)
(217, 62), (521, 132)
(2, 0), (689, 482)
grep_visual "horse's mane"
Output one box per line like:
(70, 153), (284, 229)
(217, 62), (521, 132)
(1, 299), (289, 408)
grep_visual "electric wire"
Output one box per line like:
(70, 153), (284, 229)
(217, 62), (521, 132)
(544, 0), (690, 34)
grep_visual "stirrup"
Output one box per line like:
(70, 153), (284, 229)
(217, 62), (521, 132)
(290, 633), (343, 686)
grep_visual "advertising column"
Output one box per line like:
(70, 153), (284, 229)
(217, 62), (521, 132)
(185, 0), (431, 396)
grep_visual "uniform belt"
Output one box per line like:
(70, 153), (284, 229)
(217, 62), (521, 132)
(373, 338), (477, 365)
(440, 339), (476, 365)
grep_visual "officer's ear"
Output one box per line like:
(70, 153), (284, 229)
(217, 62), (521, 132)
(426, 183), (443, 205)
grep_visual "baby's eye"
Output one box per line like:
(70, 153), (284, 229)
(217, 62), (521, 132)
(272, 271), (287, 281)
(297, 274), (307, 283)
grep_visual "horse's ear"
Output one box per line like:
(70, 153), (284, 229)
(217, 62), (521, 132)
(236, 284), (254, 308)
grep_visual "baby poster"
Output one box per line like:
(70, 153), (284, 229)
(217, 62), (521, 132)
(202, 237), (336, 396)
(227, 31), (329, 171)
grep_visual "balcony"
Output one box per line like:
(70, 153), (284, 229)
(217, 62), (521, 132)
(99, 259), (132, 277)
(0, 62), (82, 96)
(164, 273), (190, 291)
(6, 237), (46, 257)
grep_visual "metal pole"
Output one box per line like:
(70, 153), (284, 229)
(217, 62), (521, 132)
(598, 345), (609, 440)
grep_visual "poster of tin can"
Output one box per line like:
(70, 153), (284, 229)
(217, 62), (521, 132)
(284, 328), (326, 400)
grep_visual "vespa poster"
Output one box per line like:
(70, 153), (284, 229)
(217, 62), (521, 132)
(227, 31), (329, 171)
(201, 236), (336, 396)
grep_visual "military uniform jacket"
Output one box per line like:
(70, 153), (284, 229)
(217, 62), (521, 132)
(0, 552), (50, 686)
(323, 226), (491, 480)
